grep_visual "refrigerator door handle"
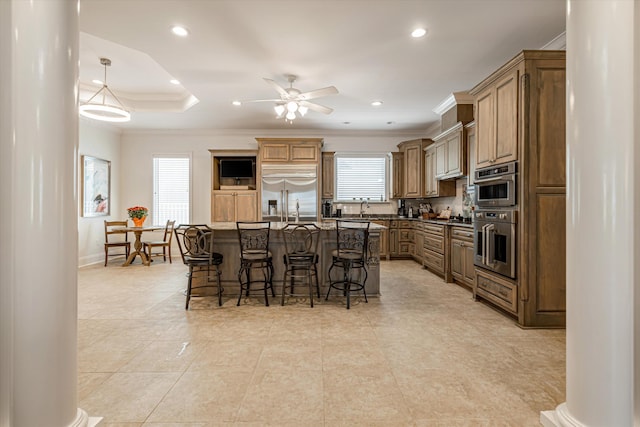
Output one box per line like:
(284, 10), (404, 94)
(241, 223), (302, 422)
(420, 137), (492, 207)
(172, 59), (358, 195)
(280, 190), (284, 222)
(285, 189), (289, 222)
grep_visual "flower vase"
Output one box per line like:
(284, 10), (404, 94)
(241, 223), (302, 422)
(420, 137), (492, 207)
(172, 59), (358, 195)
(132, 217), (146, 227)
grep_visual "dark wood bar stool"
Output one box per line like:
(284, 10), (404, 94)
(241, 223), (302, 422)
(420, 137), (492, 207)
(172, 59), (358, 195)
(236, 221), (274, 306)
(281, 223), (321, 307)
(326, 220), (370, 309)
(174, 224), (224, 309)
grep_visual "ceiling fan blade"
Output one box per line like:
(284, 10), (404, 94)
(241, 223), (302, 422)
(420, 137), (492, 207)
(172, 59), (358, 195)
(297, 86), (339, 101)
(299, 100), (333, 115)
(263, 78), (289, 98)
(240, 98), (281, 103)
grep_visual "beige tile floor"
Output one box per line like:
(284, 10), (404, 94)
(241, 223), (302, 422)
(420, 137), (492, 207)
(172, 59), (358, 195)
(78, 258), (565, 427)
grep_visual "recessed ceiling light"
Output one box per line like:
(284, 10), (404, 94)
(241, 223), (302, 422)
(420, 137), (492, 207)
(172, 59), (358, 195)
(371, 101), (383, 107)
(171, 25), (189, 37)
(232, 101), (242, 106)
(411, 28), (427, 38)
(92, 79), (103, 85)
(170, 79), (180, 85)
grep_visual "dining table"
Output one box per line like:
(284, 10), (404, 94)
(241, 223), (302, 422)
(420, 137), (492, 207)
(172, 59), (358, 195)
(114, 225), (164, 266)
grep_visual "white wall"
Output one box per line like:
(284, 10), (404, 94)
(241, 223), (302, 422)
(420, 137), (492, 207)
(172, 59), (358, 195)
(120, 129), (426, 222)
(78, 120), (122, 266)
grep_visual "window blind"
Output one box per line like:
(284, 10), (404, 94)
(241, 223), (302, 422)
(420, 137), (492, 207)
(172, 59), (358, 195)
(153, 155), (190, 226)
(335, 154), (388, 202)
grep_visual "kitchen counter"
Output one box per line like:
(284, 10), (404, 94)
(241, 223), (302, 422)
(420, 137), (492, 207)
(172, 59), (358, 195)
(320, 216), (473, 228)
(205, 221), (383, 297)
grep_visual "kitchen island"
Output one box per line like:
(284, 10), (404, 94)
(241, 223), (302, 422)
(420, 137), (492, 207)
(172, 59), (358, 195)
(204, 221), (386, 298)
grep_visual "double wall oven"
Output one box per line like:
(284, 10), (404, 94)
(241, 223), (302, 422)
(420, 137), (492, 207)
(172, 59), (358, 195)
(474, 161), (517, 279)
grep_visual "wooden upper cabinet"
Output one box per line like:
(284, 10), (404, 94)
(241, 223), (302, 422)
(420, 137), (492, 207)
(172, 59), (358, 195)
(260, 143), (289, 162)
(391, 152), (403, 199)
(473, 67), (519, 168)
(432, 122), (465, 180)
(256, 138), (323, 163)
(465, 122), (477, 186)
(321, 152), (334, 199)
(397, 139), (428, 198)
(424, 145), (456, 199)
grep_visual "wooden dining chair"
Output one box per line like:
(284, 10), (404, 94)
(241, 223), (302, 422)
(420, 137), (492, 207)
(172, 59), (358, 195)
(142, 220), (176, 263)
(104, 220), (130, 266)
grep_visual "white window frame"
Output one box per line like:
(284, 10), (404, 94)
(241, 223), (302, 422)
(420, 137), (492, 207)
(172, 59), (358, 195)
(152, 153), (192, 226)
(333, 152), (390, 203)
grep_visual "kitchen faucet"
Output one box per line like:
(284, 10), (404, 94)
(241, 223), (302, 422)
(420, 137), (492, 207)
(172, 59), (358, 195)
(359, 198), (369, 218)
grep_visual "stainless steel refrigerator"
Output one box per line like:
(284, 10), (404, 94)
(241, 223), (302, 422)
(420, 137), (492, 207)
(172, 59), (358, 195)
(261, 164), (318, 222)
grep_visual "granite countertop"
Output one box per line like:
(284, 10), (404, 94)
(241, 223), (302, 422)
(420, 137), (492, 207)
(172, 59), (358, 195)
(208, 221), (387, 231)
(321, 216), (474, 228)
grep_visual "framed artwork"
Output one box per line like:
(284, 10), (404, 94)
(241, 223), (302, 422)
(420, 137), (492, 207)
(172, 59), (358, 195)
(81, 155), (111, 217)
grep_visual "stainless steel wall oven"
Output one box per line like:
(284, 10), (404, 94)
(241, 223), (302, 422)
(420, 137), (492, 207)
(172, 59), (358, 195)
(475, 161), (517, 207)
(474, 209), (517, 279)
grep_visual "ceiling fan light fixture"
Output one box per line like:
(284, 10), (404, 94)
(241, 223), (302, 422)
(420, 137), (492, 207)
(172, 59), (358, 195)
(286, 111), (296, 121)
(274, 104), (285, 116)
(286, 101), (299, 113)
(79, 58), (131, 123)
(298, 105), (309, 116)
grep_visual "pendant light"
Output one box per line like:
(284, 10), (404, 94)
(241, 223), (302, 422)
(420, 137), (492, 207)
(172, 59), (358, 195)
(79, 58), (131, 122)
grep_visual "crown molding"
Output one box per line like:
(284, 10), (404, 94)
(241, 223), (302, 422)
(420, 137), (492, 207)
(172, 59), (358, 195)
(432, 91), (474, 116)
(541, 31), (566, 50)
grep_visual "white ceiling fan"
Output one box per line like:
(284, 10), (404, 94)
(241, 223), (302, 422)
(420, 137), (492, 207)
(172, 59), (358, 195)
(242, 75), (339, 121)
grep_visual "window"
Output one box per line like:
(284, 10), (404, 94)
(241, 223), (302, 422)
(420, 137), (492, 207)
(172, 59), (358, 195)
(152, 155), (190, 226)
(334, 153), (389, 202)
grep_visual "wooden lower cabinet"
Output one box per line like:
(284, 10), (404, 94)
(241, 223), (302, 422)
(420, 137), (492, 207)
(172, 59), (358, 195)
(475, 268), (518, 315)
(371, 220), (389, 259)
(413, 227), (424, 263)
(389, 228), (398, 256)
(450, 226), (475, 289)
(422, 222), (446, 277)
(211, 190), (257, 222)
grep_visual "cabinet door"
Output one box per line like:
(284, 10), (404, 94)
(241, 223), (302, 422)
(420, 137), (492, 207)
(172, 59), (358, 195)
(389, 228), (398, 255)
(261, 144), (289, 162)
(475, 87), (495, 168)
(450, 240), (464, 280)
(212, 192), (236, 222)
(235, 192), (257, 222)
(403, 143), (422, 198)
(446, 133), (463, 177)
(322, 152), (334, 199)
(392, 152), (403, 198)
(463, 243), (475, 285)
(424, 148), (436, 196)
(291, 144), (318, 162)
(414, 231), (424, 261)
(494, 69), (519, 164)
(434, 141), (447, 178)
(466, 125), (477, 186)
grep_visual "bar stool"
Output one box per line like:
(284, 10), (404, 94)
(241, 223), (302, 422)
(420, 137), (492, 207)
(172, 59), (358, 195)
(281, 223), (321, 307)
(326, 220), (370, 309)
(236, 221), (274, 306)
(174, 224), (224, 309)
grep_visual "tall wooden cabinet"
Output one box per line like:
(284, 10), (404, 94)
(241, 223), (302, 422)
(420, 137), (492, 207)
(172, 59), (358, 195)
(321, 152), (334, 199)
(397, 139), (429, 198)
(391, 152), (404, 199)
(210, 150), (258, 222)
(474, 67), (519, 168)
(470, 50), (566, 327)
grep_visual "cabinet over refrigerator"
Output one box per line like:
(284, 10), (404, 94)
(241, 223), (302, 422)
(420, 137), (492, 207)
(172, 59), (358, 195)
(261, 164), (318, 222)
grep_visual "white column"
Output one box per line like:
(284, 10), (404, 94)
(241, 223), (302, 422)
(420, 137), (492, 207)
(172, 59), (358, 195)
(541, 1), (638, 426)
(0, 1), (88, 426)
